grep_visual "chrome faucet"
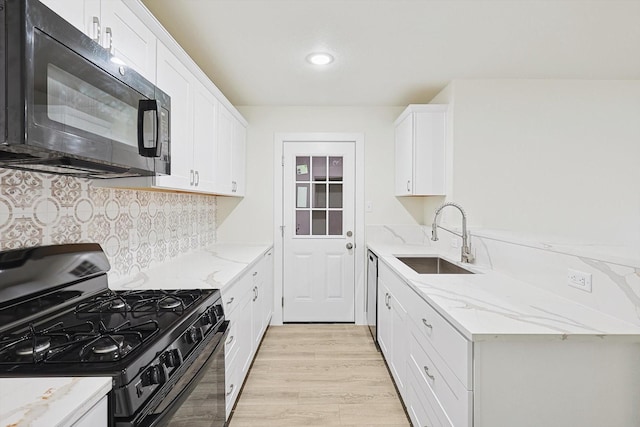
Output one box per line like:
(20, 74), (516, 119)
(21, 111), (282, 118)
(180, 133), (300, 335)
(431, 202), (474, 263)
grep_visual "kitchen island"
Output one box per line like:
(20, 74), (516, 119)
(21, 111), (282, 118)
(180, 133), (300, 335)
(368, 242), (640, 427)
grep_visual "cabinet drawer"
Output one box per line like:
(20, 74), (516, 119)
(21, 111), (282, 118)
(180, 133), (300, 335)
(407, 363), (452, 427)
(379, 262), (414, 303)
(225, 352), (241, 419)
(221, 273), (253, 318)
(409, 331), (472, 427)
(224, 318), (239, 361)
(407, 290), (472, 388)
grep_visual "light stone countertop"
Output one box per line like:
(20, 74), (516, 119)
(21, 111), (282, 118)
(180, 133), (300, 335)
(0, 377), (111, 427)
(109, 243), (273, 291)
(368, 242), (640, 342)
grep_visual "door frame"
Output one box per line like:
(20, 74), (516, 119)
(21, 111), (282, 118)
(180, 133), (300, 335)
(273, 132), (365, 325)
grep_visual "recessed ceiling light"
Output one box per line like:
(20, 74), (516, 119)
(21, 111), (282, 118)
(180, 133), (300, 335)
(306, 52), (334, 66)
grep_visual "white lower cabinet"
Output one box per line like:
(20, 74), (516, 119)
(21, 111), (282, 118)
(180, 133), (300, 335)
(71, 395), (108, 427)
(222, 250), (274, 420)
(378, 257), (640, 427)
(377, 263), (409, 399)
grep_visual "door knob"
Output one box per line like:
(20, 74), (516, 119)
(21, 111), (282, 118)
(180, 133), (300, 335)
(346, 243), (353, 249)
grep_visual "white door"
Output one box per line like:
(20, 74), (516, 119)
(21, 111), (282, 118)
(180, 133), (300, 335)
(283, 141), (356, 322)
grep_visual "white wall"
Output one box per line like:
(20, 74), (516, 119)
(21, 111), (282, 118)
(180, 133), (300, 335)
(216, 106), (425, 243)
(427, 80), (640, 248)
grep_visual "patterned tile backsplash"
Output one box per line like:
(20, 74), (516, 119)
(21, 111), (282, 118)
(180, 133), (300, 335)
(0, 168), (216, 282)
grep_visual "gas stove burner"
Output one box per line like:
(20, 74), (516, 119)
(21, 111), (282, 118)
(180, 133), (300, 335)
(158, 296), (182, 310)
(110, 299), (127, 310)
(15, 337), (51, 357)
(92, 335), (124, 354)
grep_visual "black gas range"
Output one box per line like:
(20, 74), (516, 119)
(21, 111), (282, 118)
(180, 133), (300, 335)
(0, 244), (229, 427)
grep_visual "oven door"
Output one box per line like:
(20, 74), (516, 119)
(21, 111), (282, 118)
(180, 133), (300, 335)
(135, 321), (229, 427)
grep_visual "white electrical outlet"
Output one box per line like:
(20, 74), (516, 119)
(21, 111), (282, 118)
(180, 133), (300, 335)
(567, 268), (592, 293)
(450, 238), (460, 249)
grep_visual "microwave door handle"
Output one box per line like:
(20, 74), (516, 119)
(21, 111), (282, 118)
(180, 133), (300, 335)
(137, 99), (161, 158)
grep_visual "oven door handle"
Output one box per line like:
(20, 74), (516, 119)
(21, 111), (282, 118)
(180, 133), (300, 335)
(135, 320), (229, 427)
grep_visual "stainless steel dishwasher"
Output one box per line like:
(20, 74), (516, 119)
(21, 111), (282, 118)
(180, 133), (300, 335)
(366, 250), (379, 347)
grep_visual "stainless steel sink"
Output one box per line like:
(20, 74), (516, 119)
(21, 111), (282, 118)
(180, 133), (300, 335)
(395, 256), (474, 274)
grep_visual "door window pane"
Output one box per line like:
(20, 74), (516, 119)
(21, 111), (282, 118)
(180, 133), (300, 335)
(296, 210), (310, 235)
(328, 157), (343, 181)
(328, 184), (342, 208)
(312, 157), (327, 181)
(312, 211), (326, 235)
(296, 184), (309, 208)
(328, 211), (343, 235)
(313, 184), (327, 208)
(293, 155), (344, 238)
(296, 156), (310, 181)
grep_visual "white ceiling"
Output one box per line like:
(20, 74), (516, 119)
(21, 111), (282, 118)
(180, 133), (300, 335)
(141, 0), (640, 107)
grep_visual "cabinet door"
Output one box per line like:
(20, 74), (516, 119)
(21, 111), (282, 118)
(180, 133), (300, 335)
(40, 0), (100, 40)
(413, 110), (446, 195)
(71, 395), (108, 427)
(215, 106), (235, 194)
(394, 113), (414, 195)
(192, 82), (219, 193)
(262, 251), (274, 326)
(236, 289), (254, 376)
(231, 120), (247, 196)
(377, 281), (392, 358)
(389, 290), (408, 397)
(251, 268), (264, 350)
(154, 42), (194, 190)
(100, 0), (157, 83)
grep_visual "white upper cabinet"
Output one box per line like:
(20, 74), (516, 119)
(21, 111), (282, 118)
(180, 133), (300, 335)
(231, 118), (247, 196)
(154, 42), (194, 191)
(394, 104), (447, 196)
(82, 0), (248, 196)
(191, 83), (219, 193)
(215, 106), (246, 196)
(215, 106), (234, 195)
(40, 0), (156, 83)
(154, 43), (219, 193)
(99, 0), (157, 83)
(39, 0), (98, 35)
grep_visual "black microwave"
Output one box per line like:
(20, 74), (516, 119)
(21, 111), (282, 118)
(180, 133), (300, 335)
(0, 0), (170, 178)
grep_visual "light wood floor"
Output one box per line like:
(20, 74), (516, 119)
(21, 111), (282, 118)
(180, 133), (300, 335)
(228, 324), (410, 427)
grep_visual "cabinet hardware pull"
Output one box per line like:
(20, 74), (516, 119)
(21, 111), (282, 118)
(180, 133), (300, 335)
(92, 16), (101, 43)
(252, 286), (258, 301)
(226, 297), (234, 305)
(422, 318), (433, 329)
(253, 271), (258, 277)
(189, 169), (194, 186)
(194, 170), (200, 186)
(226, 384), (234, 396)
(104, 26), (113, 54)
(406, 180), (411, 192)
(424, 366), (435, 381)
(226, 335), (234, 345)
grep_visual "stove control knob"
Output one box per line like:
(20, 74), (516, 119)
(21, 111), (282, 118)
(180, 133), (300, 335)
(200, 309), (216, 326)
(163, 349), (180, 368)
(142, 364), (165, 386)
(185, 326), (202, 344)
